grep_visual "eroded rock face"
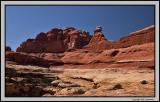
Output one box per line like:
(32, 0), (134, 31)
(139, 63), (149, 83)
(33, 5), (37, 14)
(88, 26), (107, 44)
(61, 42), (154, 68)
(5, 25), (155, 97)
(12, 25), (155, 68)
(16, 27), (91, 53)
(55, 87), (86, 96)
(84, 25), (155, 52)
(84, 26), (120, 52)
(119, 25), (155, 48)
(83, 27), (105, 52)
(5, 51), (64, 67)
(16, 25), (154, 53)
(16, 29), (65, 53)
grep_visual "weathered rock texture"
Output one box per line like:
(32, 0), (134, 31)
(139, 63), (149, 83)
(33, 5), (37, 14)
(119, 25), (155, 48)
(84, 26), (109, 52)
(5, 51), (63, 67)
(60, 42), (154, 68)
(16, 25), (154, 53)
(5, 25), (155, 97)
(84, 25), (155, 52)
(16, 27), (91, 53)
(6, 25), (154, 68)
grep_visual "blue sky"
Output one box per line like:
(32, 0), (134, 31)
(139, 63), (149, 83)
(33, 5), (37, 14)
(6, 5), (155, 51)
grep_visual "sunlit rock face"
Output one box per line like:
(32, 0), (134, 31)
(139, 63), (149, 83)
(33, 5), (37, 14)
(16, 27), (91, 53)
(84, 25), (155, 52)
(119, 25), (155, 48)
(83, 26), (110, 52)
(16, 25), (154, 53)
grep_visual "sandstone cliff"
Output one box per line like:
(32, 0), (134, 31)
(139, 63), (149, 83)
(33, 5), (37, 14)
(16, 27), (91, 53)
(84, 25), (155, 52)
(16, 25), (154, 53)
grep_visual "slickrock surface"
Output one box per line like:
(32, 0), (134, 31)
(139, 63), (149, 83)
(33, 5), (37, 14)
(5, 63), (154, 96)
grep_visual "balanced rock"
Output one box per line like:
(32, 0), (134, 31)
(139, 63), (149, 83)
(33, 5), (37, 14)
(84, 26), (109, 52)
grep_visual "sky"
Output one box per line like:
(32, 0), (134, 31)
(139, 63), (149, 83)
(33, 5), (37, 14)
(6, 5), (155, 51)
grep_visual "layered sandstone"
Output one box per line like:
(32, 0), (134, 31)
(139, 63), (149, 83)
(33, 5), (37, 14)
(84, 25), (155, 52)
(5, 51), (64, 67)
(16, 27), (91, 53)
(5, 25), (155, 97)
(16, 25), (154, 53)
(119, 25), (155, 48)
(84, 26), (110, 52)
(60, 42), (154, 69)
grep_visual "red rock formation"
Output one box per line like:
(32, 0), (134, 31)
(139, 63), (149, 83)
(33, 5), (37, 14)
(61, 42), (154, 68)
(84, 25), (155, 52)
(84, 26), (115, 52)
(63, 28), (91, 50)
(16, 25), (154, 53)
(89, 26), (107, 44)
(61, 51), (96, 65)
(6, 51), (64, 67)
(16, 28), (65, 53)
(119, 25), (155, 48)
(8, 25), (155, 68)
(16, 27), (91, 53)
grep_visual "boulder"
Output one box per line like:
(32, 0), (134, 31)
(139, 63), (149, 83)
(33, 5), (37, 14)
(55, 87), (86, 96)
(43, 86), (60, 95)
(58, 82), (80, 88)
(51, 80), (63, 86)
